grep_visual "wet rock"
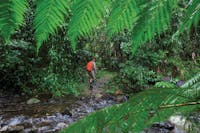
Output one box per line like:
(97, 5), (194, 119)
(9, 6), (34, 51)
(44, 129), (57, 133)
(36, 120), (51, 127)
(169, 115), (192, 132)
(14, 94), (20, 98)
(189, 112), (200, 132)
(144, 128), (170, 133)
(144, 122), (174, 133)
(94, 93), (103, 99)
(176, 81), (185, 87)
(79, 97), (86, 100)
(172, 127), (186, 133)
(17, 122), (33, 129)
(0, 125), (8, 132)
(62, 107), (72, 116)
(164, 122), (175, 130)
(152, 122), (174, 130)
(25, 128), (38, 133)
(48, 98), (57, 104)
(38, 126), (51, 132)
(5, 125), (24, 132)
(115, 95), (127, 102)
(8, 116), (25, 126)
(27, 98), (40, 104)
(56, 122), (68, 129)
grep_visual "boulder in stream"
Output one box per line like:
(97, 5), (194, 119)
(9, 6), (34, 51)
(0, 125), (24, 132)
(56, 122), (68, 129)
(27, 98), (40, 104)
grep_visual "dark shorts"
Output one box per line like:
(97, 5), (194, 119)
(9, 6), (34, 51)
(87, 70), (95, 79)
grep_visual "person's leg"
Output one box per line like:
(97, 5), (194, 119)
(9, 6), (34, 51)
(90, 70), (96, 90)
(91, 70), (95, 80)
(88, 71), (93, 90)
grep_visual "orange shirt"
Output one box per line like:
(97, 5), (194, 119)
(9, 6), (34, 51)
(86, 61), (94, 72)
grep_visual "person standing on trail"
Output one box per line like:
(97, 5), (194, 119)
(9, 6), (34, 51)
(86, 57), (97, 86)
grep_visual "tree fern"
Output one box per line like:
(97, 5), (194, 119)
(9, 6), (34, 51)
(61, 76), (200, 133)
(182, 73), (200, 89)
(131, 0), (177, 53)
(0, 0), (28, 42)
(68, 0), (110, 50)
(1, 0), (200, 52)
(155, 81), (177, 88)
(106, 0), (142, 39)
(177, 0), (200, 34)
(33, 0), (69, 52)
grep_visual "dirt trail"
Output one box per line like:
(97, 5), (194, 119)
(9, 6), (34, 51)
(82, 71), (115, 97)
(90, 76), (110, 96)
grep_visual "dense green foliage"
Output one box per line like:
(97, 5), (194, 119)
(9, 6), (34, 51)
(182, 73), (200, 90)
(0, 0), (199, 94)
(0, 0), (200, 51)
(34, 0), (69, 52)
(0, 0), (28, 42)
(0, 40), (87, 96)
(0, 0), (199, 132)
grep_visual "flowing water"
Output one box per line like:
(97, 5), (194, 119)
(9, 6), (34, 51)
(0, 93), (120, 132)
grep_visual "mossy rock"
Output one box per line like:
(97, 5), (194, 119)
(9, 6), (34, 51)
(27, 98), (40, 104)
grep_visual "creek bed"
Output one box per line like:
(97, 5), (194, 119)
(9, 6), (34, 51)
(0, 93), (199, 133)
(0, 94), (121, 132)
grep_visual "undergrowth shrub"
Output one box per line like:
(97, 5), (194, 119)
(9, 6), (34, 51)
(0, 40), (85, 96)
(0, 40), (38, 94)
(115, 61), (160, 93)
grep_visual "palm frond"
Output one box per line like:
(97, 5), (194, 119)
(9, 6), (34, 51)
(106, 0), (142, 39)
(182, 73), (200, 90)
(155, 81), (177, 88)
(61, 86), (200, 133)
(131, 0), (177, 53)
(33, 0), (69, 52)
(0, 0), (28, 42)
(177, 0), (200, 34)
(68, 0), (110, 50)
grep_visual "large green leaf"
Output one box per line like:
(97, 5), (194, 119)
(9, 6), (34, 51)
(106, 0), (143, 39)
(68, 0), (110, 50)
(0, 0), (28, 42)
(177, 0), (200, 34)
(131, 0), (177, 54)
(34, 0), (69, 52)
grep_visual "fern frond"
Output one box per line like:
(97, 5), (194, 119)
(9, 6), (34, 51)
(0, 0), (28, 42)
(34, 0), (69, 52)
(106, 0), (142, 39)
(182, 73), (200, 89)
(131, 0), (177, 54)
(68, 0), (110, 50)
(177, 0), (200, 34)
(155, 81), (176, 88)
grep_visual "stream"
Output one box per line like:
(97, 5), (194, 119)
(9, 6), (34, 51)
(0, 76), (128, 132)
(0, 93), (122, 132)
(1, 93), (199, 133)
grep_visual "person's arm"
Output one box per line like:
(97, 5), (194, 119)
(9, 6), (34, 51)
(93, 61), (97, 73)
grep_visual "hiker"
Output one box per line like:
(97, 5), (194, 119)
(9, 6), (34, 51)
(192, 51), (196, 64)
(86, 57), (97, 88)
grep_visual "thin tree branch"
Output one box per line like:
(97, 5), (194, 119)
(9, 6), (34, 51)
(159, 101), (200, 109)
